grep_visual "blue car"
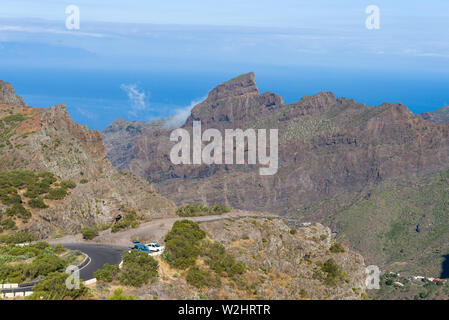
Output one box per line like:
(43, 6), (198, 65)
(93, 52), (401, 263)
(131, 241), (152, 254)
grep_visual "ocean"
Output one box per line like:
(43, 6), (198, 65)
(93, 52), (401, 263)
(2, 66), (449, 131)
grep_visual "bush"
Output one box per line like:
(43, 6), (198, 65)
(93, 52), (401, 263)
(176, 203), (232, 217)
(52, 244), (67, 254)
(0, 218), (16, 230)
(81, 227), (98, 240)
(119, 250), (159, 287)
(6, 203), (31, 220)
(94, 263), (120, 282)
(60, 180), (76, 189)
(28, 198), (48, 209)
(29, 272), (89, 300)
(329, 242), (345, 253)
(210, 205), (232, 215)
(80, 179), (89, 184)
(0, 231), (36, 244)
(186, 266), (220, 288)
(107, 288), (138, 300)
(321, 259), (345, 286)
(45, 188), (68, 200)
(163, 220), (205, 269)
(203, 241), (246, 277)
(111, 211), (140, 233)
(28, 252), (65, 276)
(290, 229), (297, 235)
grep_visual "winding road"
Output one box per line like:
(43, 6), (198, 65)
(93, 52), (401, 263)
(63, 244), (127, 281)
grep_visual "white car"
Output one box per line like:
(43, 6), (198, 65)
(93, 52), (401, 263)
(146, 243), (164, 252)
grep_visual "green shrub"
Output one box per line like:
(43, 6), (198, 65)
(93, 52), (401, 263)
(26, 254), (66, 279)
(329, 242), (345, 253)
(176, 203), (232, 217)
(163, 220), (205, 269)
(290, 229), (297, 235)
(119, 250), (159, 287)
(52, 244), (67, 254)
(94, 263), (120, 282)
(107, 288), (139, 300)
(60, 180), (76, 189)
(0, 218), (16, 230)
(111, 210), (140, 233)
(28, 198), (48, 209)
(29, 272), (89, 300)
(2, 114), (26, 124)
(81, 227), (98, 240)
(321, 259), (345, 286)
(203, 241), (246, 277)
(45, 187), (68, 200)
(6, 203), (31, 220)
(0, 231), (36, 244)
(80, 179), (89, 184)
(210, 205), (232, 215)
(186, 266), (220, 288)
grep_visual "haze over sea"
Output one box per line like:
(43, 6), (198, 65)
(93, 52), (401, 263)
(1, 0), (449, 130)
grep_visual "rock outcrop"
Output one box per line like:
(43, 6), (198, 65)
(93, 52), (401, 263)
(420, 105), (449, 123)
(130, 217), (367, 300)
(0, 85), (176, 238)
(0, 80), (26, 107)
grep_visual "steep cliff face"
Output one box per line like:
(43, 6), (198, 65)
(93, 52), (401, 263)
(103, 73), (449, 220)
(0, 82), (176, 238)
(0, 81), (26, 107)
(102, 73), (449, 275)
(420, 105), (449, 123)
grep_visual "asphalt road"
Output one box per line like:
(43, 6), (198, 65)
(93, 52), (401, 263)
(63, 244), (128, 281)
(1, 244), (127, 294)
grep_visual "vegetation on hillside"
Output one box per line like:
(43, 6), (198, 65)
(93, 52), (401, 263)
(0, 170), (73, 233)
(325, 168), (449, 276)
(0, 239), (83, 283)
(94, 250), (158, 288)
(162, 219), (247, 289)
(176, 203), (232, 217)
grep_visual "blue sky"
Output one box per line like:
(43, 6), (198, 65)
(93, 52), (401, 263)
(1, 1), (449, 130)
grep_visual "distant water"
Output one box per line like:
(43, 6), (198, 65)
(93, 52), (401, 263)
(2, 67), (449, 131)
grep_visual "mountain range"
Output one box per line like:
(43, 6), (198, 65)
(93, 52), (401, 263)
(0, 80), (175, 238)
(103, 72), (449, 276)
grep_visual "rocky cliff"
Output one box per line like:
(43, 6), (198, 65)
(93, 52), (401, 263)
(103, 73), (449, 220)
(420, 105), (449, 123)
(0, 81), (176, 238)
(103, 73), (449, 275)
(127, 218), (367, 300)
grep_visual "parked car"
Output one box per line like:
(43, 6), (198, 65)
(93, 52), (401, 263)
(146, 243), (165, 252)
(130, 242), (152, 254)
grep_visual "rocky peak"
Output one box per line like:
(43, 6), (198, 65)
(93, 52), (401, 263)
(296, 91), (336, 110)
(207, 72), (259, 101)
(0, 80), (26, 107)
(420, 105), (449, 123)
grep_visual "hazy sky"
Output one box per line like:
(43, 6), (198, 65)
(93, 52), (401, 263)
(1, 0), (448, 27)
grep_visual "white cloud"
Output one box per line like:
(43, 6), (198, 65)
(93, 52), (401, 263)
(76, 107), (97, 120)
(165, 96), (207, 129)
(120, 84), (149, 116)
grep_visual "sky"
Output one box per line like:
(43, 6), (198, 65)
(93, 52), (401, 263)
(0, 1), (449, 130)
